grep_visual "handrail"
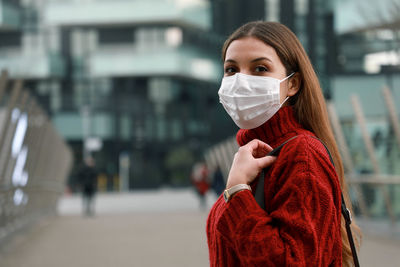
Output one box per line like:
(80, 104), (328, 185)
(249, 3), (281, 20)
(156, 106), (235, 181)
(347, 174), (400, 185)
(0, 70), (73, 244)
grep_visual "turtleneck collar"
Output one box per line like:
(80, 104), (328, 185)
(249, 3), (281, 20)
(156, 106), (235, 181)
(236, 106), (306, 148)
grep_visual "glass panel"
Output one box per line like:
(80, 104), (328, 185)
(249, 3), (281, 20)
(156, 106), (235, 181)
(120, 115), (131, 140)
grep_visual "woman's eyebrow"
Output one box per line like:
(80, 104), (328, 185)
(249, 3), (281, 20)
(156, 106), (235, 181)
(251, 57), (272, 63)
(224, 59), (237, 64)
(224, 57), (273, 64)
(225, 57), (272, 63)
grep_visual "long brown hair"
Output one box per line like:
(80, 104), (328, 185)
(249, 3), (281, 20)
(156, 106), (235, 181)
(222, 21), (361, 266)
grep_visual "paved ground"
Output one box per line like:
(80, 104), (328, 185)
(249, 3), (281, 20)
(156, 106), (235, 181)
(1, 189), (215, 267)
(1, 189), (400, 267)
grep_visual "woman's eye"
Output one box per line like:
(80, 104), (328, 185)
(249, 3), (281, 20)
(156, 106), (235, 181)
(224, 67), (237, 74)
(255, 66), (268, 72)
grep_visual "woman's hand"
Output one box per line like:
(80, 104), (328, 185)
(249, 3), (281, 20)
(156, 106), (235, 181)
(226, 139), (276, 189)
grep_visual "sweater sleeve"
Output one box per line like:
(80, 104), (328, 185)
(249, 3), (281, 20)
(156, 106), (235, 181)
(214, 136), (342, 266)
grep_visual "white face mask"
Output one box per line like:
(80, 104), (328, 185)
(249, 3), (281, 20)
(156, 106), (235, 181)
(218, 72), (294, 129)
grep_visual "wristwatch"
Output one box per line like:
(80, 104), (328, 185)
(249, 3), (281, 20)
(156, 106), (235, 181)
(223, 184), (252, 203)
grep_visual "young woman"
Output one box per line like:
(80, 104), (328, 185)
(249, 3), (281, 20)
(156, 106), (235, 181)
(206, 21), (361, 266)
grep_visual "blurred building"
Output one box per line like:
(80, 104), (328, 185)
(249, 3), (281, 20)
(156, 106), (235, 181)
(1, 0), (399, 191)
(264, 0), (336, 98)
(0, 0), (237, 189)
(333, 0), (400, 175)
(0, 0), (21, 30)
(260, 0), (400, 175)
(0, 0), (340, 190)
(210, 0), (265, 37)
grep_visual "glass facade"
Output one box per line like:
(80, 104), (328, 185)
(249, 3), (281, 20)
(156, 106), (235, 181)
(0, 0), (22, 30)
(0, 0), (236, 190)
(211, 0), (265, 37)
(264, 0), (336, 98)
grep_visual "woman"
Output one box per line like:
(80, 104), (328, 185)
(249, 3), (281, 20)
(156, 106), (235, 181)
(206, 21), (361, 266)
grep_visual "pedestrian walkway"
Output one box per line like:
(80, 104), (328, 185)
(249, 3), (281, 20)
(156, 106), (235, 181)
(1, 189), (216, 267)
(1, 189), (400, 267)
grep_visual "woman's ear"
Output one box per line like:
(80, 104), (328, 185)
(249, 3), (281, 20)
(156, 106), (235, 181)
(287, 73), (301, 97)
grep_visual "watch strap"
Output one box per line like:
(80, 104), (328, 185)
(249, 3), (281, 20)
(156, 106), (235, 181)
(224, 184), (251, 203)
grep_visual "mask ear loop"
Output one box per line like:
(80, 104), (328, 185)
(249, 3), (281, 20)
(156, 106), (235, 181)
(279, 96), (290, 107)
(280, 72), (295, 82)
(279, 72), (296, 106)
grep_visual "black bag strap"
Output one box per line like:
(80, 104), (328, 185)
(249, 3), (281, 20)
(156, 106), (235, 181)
(254, 136), (298, 210)
(254, 135), (360, 267)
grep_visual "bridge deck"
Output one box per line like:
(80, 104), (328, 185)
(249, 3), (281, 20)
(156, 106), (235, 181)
(1, 190), (399, 267)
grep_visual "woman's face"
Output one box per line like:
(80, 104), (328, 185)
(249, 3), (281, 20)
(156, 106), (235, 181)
(223, 36), (299, 103)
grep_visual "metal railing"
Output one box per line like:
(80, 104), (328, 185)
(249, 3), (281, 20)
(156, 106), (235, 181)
(0, 70), (73, 243)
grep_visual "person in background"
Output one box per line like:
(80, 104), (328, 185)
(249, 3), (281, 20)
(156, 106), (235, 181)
(191, 161), (210, 210)
(206, 21), (361, 266)
(211, 166), (225, 196)
(77, 156), (98, 217)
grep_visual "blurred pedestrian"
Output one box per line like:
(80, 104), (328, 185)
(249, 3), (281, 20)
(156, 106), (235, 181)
(211, 166), (224, 196)
(190, 162), (210, 210)
(77, 156), (98, 217)
(206, 21), (361, 267)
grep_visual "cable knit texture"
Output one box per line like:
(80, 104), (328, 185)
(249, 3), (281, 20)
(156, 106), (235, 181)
(206, 106), (342, 266)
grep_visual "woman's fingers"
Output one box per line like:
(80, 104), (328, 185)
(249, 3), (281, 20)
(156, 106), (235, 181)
(248, 139), (276, 169)
(256, 155), (276, 169)
(247, 139), (273, 158)
(226, 139), (276, 188)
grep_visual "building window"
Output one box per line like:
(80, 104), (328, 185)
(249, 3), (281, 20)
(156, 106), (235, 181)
(49, 81), (61, 112)
(120, 115), (131, 140)
(156, 116), (167, 141)
(98, 27), (135, 44)
(171, 119), (182, 140)
(0, 32), (21, 48)
(265, 0), (280, 21)
(135, 27), (167, 51)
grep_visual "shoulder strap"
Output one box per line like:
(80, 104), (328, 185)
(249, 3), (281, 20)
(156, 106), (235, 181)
(254, 136), (299, 210)
(254, 135), (360, 267)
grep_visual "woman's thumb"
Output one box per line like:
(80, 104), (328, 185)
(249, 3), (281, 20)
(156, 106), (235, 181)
(257, 156), (276, 169)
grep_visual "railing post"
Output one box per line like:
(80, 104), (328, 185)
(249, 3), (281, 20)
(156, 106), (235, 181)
(351, 94), (396, 225)
(327, 101), (369, 217)
(381, 86), (400, 215)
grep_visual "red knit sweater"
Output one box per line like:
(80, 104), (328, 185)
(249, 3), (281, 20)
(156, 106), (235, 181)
(206, 106), (342, 266)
